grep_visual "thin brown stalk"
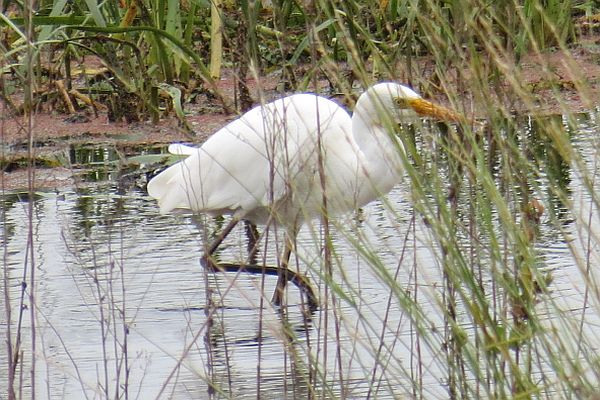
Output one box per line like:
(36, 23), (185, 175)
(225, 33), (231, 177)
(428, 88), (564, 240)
(24, 0), (36, 395)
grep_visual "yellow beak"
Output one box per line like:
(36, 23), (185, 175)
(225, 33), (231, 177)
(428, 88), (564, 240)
(408, 98), (462, 123)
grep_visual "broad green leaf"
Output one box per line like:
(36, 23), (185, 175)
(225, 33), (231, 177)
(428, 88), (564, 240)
(83, 0), (106, 27)
(39, 0), (69, 42)
(0, 13), (27, 41)
(158, 83), (192, 132)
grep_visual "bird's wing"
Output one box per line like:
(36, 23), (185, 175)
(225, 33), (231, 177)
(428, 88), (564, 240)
(147, 115), (275, 215)
(148, 95), (332, 217)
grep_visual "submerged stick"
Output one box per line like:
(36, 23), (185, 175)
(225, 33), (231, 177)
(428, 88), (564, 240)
(204, 261), (319, 312)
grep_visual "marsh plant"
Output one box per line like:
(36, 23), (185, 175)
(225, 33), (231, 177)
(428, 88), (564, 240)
(3, 0), (600, 398)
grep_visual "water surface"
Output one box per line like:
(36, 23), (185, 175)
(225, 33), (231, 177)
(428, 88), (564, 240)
(2, 112), (600, 399)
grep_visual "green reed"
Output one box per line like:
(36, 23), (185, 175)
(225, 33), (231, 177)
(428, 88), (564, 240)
(4, 0), (600, 398)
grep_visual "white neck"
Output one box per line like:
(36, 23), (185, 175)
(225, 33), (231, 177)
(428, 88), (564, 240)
(352, 101), (405, 207)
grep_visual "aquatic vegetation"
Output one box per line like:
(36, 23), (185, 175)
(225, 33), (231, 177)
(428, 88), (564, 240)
(3, 0), (600, 399)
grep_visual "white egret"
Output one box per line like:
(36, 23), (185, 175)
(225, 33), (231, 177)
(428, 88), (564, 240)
(147, 82), (460, 307)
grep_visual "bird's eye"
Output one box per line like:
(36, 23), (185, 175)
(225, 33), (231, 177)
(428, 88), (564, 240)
(393, 97), (410, 109)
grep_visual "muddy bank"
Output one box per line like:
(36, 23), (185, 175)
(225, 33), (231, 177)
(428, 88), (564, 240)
(2, 38), (600, 191)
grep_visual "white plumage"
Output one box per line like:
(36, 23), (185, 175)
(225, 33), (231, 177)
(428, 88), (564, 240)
(147, 82), (459, 305)
(148, 83), (456, 224)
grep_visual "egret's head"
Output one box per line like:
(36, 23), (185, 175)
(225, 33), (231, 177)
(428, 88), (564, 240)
(359, 82), (462, 124)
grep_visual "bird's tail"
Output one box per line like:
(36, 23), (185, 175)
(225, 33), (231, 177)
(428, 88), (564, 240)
(147, 143), (198, 214)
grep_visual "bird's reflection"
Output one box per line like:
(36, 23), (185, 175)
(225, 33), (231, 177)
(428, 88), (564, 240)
(188, 213), (318, 397)
(201, 278), (315, 399)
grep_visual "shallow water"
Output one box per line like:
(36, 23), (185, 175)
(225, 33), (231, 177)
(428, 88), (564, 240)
(2, 113), (600, 399)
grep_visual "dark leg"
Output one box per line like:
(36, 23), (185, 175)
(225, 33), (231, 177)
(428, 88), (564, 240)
(203, 220), (318, 310)
(244, 220), (260, 265)
(271, 235), (293, 306)
(201, 217), (240, 268)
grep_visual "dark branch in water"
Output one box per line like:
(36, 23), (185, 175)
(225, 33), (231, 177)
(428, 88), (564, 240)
(203, 260), (319, 312)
